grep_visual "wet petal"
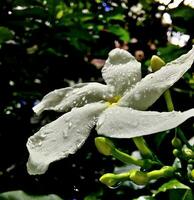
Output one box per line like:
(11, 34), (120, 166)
(96, 106), (194, 138)
(102, 48), (141, 96)
(119, 46), (194, 110)
(33, 82), (112, 115)
(27, 102), (107, 175)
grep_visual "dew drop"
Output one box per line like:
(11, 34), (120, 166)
(76, 129), (81, 134)
(51, 138), (56, 142)
(37, 141), (42, 147)
(134, 92), (141, 100)
(108, 182), (121, 189)
(39, 130), (48, 139)
(68, 122), (72, 128)
(82, 96), (86, 101)
(102, 94), (106, 99)
(63, 130), (68, 138)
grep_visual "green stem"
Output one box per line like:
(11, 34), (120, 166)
(112, 148), (145, 167)
(132, 137), (154, 159)
(147, 166), (176, 180)
(163, 90), (174, 111)
(112, 148), (160, 169)
(176, 128), (194, 150)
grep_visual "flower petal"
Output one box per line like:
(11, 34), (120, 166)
(102, 48), (141, 96)
(119, 46), (194, 110)
(96, 106), (194, 138)
(27, 102), (107, 175)
(33, 82), (112, 115)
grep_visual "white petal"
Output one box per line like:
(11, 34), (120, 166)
(119, 46), (194, 110)
(33, 82), (112, 115)
(96, 106), (194, 138)
(102, 48), (141, 96)
(27, 102), (107, 175)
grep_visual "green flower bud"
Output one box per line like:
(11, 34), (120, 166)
(173, 149), (181, 157)
(182, 148), (194, 159)
(150, 55), (165, 72)
(95, 137), (114, 156)
(129, 170), (149, 185)
(99, 173), (117, 187)
(171, 137), (182, 149)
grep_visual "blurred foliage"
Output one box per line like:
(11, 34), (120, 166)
(0, 0), (193, 199)
(0, 190), (62, 200)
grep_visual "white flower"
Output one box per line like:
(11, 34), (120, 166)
(27, 47), (194, 175)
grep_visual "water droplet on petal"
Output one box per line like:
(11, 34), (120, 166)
(134, 92), (141, 100)
(76, 129), (81, 134)
(82, 96), (86, 101)
(68, 122), (72, 128)
(37, 141), (42, 147)
(63, 130), (68, 138)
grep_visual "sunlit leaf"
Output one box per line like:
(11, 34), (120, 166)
(107, 13), (125, 22)
(107, 25), (130, 42)
(56, 10), (64, 19)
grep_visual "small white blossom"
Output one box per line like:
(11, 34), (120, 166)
(27, 47), (194, 175)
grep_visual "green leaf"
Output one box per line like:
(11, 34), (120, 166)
(170, 6), (194, 21)
(133, 196), (155, 200)
(84, 189), (103, 200)
(169, 189), (193, 200)
(13, 6), (47, 19)
(107, 25), (130, 42)
(0, 26), (14, 44)
(158, 45), (186, 62)
(107, 14), (125, 22)
(153, 179), (191, 197)
(0, 190), (63, 200)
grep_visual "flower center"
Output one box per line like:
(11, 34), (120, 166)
(107, 95), (121, 107)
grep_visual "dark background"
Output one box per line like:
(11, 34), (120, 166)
(0, 0), (194, 199)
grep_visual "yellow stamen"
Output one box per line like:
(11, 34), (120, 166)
(106, 95), (121, 107)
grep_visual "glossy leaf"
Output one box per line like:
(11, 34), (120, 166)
(153, 179), (191, 197)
